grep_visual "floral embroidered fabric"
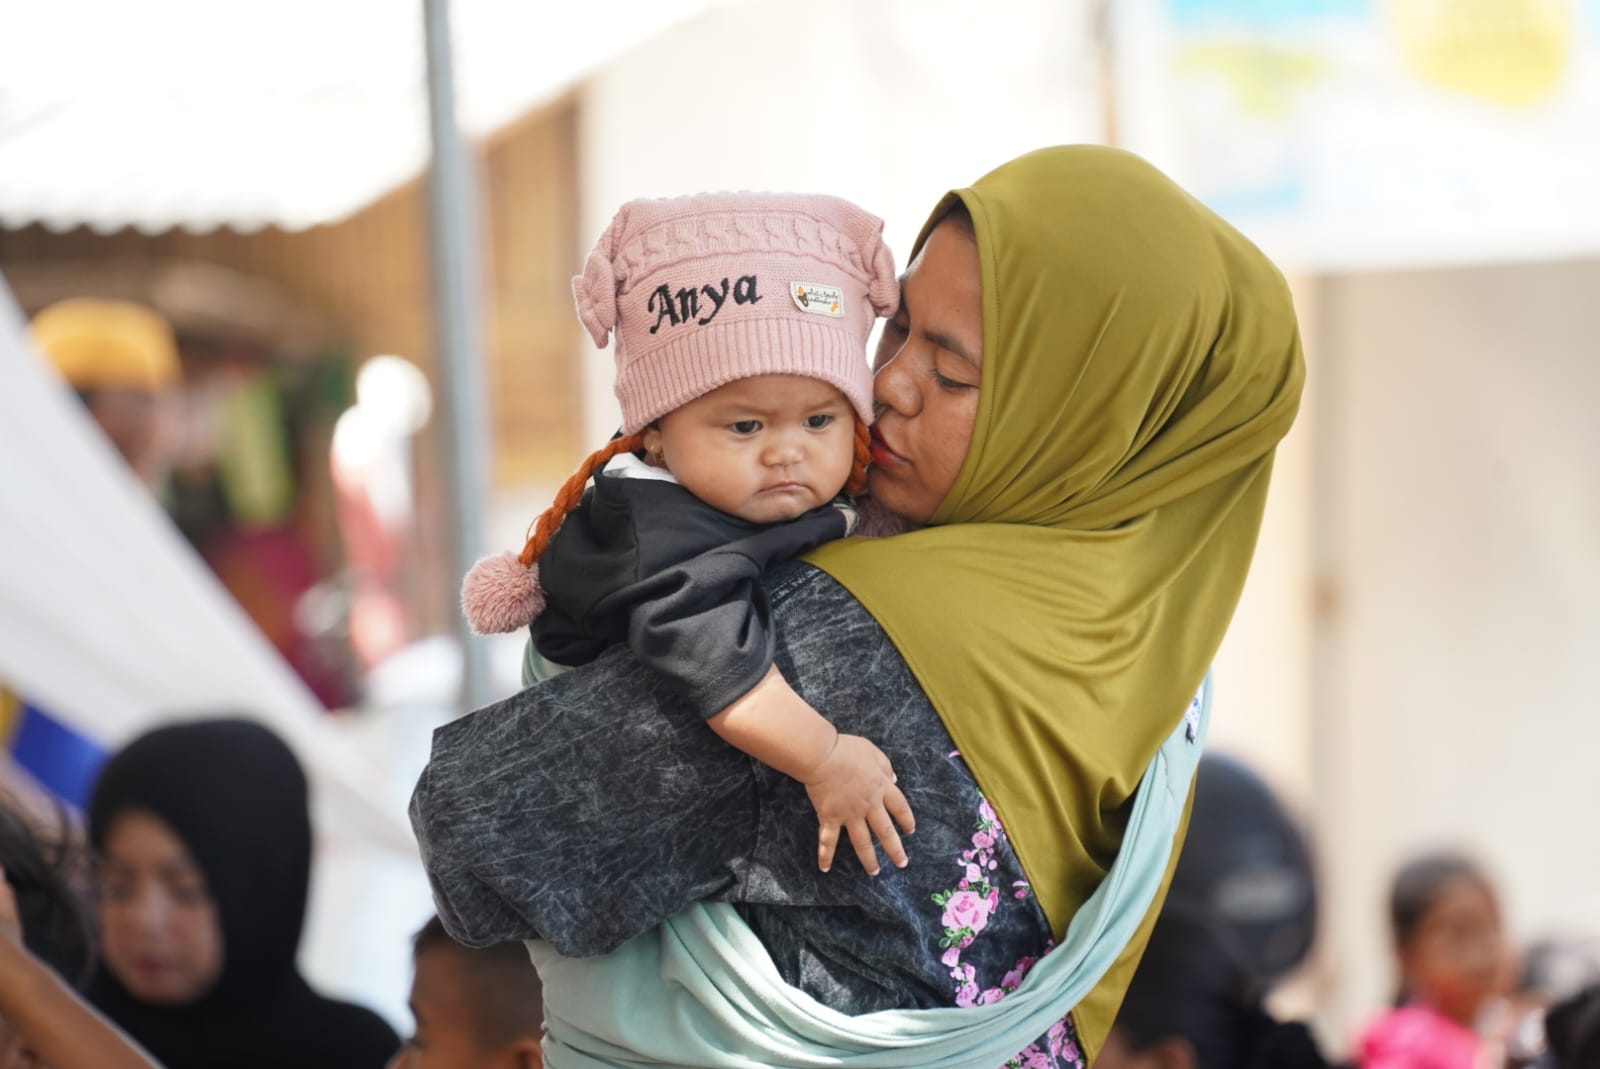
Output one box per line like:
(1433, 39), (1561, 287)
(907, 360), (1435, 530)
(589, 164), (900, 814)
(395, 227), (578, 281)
(413, 562), (1090, 1066)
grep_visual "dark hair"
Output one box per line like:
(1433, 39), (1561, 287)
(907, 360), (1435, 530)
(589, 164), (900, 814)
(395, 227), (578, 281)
(1390, 852), (1495, 950)
(1113, 902), (1331, 1069)
(1545, 981), (1600, 1068)
(0, 793), (95, 988)
(941, 199), (975, 238)
(414, 916), (544, 1047)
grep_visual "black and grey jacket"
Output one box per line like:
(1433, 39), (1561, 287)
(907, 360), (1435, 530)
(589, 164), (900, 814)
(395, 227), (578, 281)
(532, 462), (853, 715)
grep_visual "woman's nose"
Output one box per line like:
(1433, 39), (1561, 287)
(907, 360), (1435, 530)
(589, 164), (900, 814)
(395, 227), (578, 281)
(873, 349), (918, 415)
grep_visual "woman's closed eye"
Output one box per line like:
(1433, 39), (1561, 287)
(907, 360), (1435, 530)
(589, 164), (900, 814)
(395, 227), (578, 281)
(931, 366), (976, 392)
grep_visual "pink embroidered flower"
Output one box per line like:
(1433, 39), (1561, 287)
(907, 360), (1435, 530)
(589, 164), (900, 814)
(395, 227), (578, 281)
(973, 829), (995, 850)
(955, 980), (980, 1007)
(979, 798), (998, 826)
(965, 862), (984, 883)
(1021, 1046), (1055, 1069)
(977, 987), (1005, 1005)
(941, 890), (994, 934)
(940, 946), (961, 968)
(1003, 955), (1036, 991)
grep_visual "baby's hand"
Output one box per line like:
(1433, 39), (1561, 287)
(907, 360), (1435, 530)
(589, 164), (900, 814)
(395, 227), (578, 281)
(801, 735), (915, 875)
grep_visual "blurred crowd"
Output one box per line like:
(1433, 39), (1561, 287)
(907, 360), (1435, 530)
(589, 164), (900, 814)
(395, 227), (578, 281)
(5, 711), (1600, 1069)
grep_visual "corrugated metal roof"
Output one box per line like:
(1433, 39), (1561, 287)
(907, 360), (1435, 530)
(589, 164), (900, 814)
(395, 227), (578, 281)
(0, 0), (725, 234)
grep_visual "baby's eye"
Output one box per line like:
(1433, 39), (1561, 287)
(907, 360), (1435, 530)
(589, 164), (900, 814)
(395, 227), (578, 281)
(730, 420), (761, 435)
(804, 414), (835, 430)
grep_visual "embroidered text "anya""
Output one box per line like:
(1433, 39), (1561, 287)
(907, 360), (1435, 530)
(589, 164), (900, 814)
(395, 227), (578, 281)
(648, 276), (763, 333)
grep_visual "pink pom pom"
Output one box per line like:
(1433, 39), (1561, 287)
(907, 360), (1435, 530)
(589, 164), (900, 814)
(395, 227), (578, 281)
(461, 551), (546, 635)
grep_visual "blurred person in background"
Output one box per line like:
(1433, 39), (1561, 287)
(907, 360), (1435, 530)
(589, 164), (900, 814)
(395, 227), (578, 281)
(389, 916), (544, 1069)
(1091, 901), (1334, 1069)
(1168, 753), (1318, 989)
(0, 795), (161, 1069)
(3, 299), (186, 809)
(29, 297), (183, 490)
(87, 719), (398, 1069)
(1492, 938), (1600, 1068)
(1357, 853), (1511, 1069)
(26, 296), (355, 715)
(1535, 981), (1600, 1069)
(1092, 753), (1338, 1069)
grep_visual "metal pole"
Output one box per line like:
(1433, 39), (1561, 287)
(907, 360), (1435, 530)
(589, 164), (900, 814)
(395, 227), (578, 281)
(1094, 0), (1119, 146)
(421, 0), (492, 714)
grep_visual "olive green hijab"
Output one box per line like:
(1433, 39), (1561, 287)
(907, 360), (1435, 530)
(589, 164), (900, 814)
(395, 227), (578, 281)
(810, 145), (1304, 946)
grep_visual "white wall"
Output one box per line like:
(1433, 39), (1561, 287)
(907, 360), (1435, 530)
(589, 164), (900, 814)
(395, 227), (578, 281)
(1307, 258), (1600, 1044)
(575, 0), (1103, 443)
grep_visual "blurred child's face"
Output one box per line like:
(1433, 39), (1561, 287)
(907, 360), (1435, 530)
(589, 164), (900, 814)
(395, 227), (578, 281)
(97, 810), (224, 1005)
(1400, 877), (1510, 1025)
(389, 945), (542, 1069)
(644, 374), (856, 523)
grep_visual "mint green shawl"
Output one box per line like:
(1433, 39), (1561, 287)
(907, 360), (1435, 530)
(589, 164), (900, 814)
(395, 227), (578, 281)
(526, 680), (1208, 1068)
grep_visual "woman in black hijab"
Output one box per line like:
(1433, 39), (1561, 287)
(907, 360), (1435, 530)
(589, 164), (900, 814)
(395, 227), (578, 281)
(87, 718), (399, 1069)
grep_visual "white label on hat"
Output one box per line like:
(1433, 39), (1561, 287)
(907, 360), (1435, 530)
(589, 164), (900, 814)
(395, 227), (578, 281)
(789, 282), (845, 318)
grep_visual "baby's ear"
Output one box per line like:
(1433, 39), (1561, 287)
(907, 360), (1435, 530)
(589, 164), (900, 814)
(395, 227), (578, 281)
(572, 208), (627, 348)
(640, 423), (664, 463)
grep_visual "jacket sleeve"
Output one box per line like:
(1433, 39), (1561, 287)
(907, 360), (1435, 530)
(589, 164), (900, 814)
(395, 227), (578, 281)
(533, 476), (849, 715)
(610, 508), (848, 717)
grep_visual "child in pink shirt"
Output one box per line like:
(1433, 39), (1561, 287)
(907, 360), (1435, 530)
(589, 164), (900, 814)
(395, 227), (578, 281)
(1358, 854), (1511, 1069)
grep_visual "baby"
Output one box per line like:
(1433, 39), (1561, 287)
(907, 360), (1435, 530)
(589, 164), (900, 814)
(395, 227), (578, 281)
(464, 192), (913, 875)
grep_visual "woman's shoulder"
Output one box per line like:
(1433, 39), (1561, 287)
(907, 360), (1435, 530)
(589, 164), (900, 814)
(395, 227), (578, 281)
(764, 561), (893, 660)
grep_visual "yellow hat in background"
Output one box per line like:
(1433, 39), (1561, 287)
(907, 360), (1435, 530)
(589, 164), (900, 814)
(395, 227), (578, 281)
(30, 298), (182, 391)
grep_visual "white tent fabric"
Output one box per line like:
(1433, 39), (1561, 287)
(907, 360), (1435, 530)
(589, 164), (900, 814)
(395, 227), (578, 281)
(0, 0), (727, 233)
(0, 279), (412, 853)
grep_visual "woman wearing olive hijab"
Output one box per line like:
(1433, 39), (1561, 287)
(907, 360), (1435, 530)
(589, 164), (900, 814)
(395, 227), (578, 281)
(412, 146), (1304, 1066)
(89, 719), (400, 1069)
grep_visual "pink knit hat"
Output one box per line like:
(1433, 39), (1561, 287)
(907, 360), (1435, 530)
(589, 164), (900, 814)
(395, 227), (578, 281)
(572, 192), (897, 433)
(461, 192), (897, 637)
